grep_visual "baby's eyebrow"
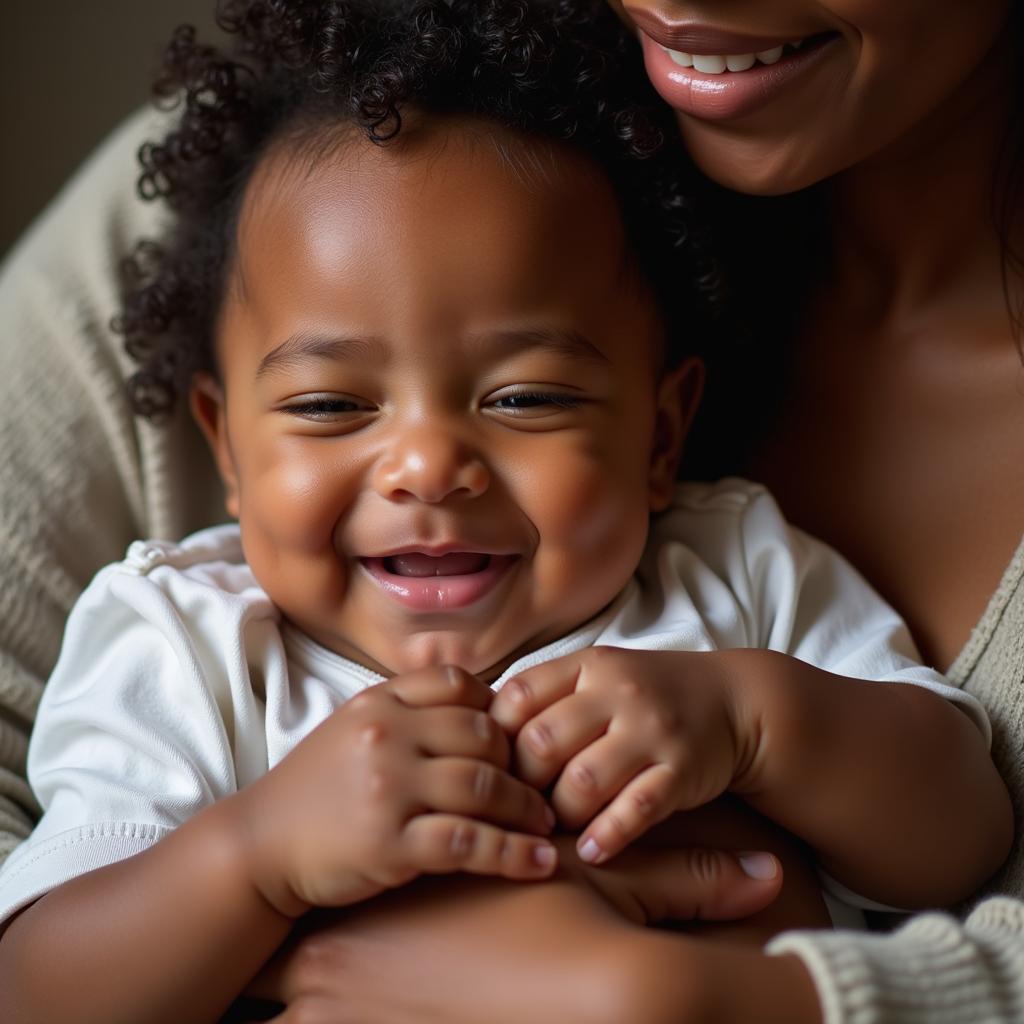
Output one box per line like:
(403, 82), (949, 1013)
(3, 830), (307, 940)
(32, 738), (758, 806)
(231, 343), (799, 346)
(468, 327), (609, 365)
(255, 332), (387, 379)
(255, 325), (608, 380)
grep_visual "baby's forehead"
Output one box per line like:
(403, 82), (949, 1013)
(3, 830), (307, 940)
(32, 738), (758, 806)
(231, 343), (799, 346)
(221, 114), (664, 374)
(224, 111), (655, 323)
(237, 115), (632, 257)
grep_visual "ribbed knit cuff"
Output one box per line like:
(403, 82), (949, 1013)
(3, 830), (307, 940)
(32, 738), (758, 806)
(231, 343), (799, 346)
(766, 900), (1024, 1024)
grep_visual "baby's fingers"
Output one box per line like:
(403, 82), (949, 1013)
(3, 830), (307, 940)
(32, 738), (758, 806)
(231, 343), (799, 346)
(387, 664), (493, 710)
(423, 757), (555, 837)
(576, 764), (678, 865)
(403, 815), (558, 880)
(415, 705), (510, 767)
(491, 657), (582, 732)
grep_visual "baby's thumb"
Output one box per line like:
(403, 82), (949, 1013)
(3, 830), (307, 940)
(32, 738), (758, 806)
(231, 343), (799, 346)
(626, 847), (782, 925)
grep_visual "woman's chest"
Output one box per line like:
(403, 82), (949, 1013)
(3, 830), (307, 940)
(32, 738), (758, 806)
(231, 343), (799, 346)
(744, 322), (1024, 669)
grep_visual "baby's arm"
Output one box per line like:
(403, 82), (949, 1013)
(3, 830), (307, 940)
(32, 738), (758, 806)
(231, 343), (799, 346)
(0, 668), (555, 1024)
(492, 646), (1012, 910)
(726, 648), (1013, 908)
(0, 795), (293, 1024)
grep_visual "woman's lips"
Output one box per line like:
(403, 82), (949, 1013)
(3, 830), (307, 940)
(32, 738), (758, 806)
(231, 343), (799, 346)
(624, 7), (808, 56)
(637, 28), (839, 123)
(361, 553), (518, 611)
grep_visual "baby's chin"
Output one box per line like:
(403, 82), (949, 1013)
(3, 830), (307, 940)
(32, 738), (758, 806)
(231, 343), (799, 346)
(378, 643), (525, 686)
(297, 610), (601, 683)
(301, 625), (528, 684)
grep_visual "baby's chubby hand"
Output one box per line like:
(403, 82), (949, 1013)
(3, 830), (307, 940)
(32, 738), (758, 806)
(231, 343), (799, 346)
(229, 666), (557, 919)
(491, 648), (752, 866)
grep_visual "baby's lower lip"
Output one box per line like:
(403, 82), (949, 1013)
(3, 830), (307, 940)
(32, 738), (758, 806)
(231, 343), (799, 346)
(360, 555), (519, 611)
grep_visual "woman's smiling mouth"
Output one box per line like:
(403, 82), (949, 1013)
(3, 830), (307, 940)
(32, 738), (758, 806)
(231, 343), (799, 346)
(623, 8), (841, 122)
(360, 553), (519, 611)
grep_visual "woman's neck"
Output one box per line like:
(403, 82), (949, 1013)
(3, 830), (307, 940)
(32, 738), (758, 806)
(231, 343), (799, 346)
(828, 37), (1018, 333)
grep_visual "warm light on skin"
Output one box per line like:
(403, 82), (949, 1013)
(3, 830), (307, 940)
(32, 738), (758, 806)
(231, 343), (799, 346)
(192, 119), (700, 682)
(612, 0), (1012, 195)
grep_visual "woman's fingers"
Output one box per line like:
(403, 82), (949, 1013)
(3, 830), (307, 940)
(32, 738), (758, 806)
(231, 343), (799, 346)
(403, 814), (557, 880)
(579, 845), (783, 925)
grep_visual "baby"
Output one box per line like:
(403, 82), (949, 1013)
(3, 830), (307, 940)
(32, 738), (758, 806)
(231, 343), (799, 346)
(0, 1), (1010, 1021)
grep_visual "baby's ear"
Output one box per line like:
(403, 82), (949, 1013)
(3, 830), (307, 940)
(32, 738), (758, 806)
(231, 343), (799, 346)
(648, 357), (704, 511)
(190, 373), (241, 519)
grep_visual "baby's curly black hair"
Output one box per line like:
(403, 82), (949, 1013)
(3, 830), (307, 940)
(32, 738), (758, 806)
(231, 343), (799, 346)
(116, 0), (719, 419)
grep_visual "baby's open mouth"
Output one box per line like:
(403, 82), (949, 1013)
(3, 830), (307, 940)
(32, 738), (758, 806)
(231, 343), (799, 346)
(361, 553), (518, 611)
(383, 552), (491, 577)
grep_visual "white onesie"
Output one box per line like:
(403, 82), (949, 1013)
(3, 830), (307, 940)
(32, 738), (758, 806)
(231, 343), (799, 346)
(0, 479), (988, 925)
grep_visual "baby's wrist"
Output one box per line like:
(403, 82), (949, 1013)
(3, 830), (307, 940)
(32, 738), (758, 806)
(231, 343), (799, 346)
(213, 790), (312, 921)
(717, 649), (804, 797)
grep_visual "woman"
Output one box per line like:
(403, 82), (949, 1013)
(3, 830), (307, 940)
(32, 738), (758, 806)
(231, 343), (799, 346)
(0, 2), (1020, 1022)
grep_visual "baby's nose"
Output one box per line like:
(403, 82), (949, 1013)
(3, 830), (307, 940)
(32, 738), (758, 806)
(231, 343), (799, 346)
(372, 426), (490, 503)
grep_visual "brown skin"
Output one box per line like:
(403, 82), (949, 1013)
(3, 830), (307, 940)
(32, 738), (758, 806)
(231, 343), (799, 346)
(245, 4), (1024, 1023)
(610, 0), (1011, 198)
(191, 118), (1007, 905)
(491, 647), (1007, 908)
(0, 123), (787, 1024)
(0, 105), (1012, 1019)
(248, 806), (829, 1024)
(0, 668), (562, 1024)
(607, 0), (1024, 667)
(192, 121), (691, 684)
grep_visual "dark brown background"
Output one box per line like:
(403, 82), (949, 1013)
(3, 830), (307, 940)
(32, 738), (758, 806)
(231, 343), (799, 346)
(1, 2), (226, 259)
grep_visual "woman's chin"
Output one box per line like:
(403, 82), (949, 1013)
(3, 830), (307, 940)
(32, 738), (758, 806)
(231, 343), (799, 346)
(678, 119), (837, 196)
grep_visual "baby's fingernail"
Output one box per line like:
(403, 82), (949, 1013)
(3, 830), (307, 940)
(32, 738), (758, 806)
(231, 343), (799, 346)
(739, 852), (778, 880)
(504, 678), (528, 704)
(544, 805), (557, 830)
(534, 843), (557, 868)
(578, 837), (602, 863)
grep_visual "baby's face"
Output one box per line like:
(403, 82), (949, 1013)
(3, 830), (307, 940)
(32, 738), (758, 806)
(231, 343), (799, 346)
(195, 118), (694, 680)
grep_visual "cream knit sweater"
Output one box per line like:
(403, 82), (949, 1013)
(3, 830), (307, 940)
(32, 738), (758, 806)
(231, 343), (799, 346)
(0, 110), (1021, 1023)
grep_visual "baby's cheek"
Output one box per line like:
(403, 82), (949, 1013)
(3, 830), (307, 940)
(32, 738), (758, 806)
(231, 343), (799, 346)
(531, 459), (650, 597)
(245, 454), (352, 551)
(234, 454), (354, 624)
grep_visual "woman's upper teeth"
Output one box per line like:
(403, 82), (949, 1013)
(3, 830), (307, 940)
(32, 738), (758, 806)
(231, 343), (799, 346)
(665, 39), (803, 73)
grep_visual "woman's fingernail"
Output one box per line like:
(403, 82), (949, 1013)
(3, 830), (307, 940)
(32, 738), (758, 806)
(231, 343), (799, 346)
(578, 837), (602, 863)
(534, 844), (557, 867)
(739, 852), (778, 880)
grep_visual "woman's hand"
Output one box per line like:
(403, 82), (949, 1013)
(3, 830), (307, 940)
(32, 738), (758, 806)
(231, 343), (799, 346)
(247, 863), (782, 1024)
(252, 872), (641, 1024)
(568, 797), (831, 944)
(244, 856), (820, 1024)
(242, 799), (828, 1024)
